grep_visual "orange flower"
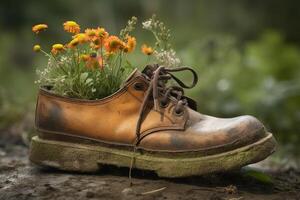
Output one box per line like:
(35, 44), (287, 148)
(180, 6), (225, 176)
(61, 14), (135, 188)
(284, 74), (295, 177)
(95, 27), (108, 39)
(86, 28), (108, 48)
(63, 21), (80, 34)
(32, 24), (48, 34)
(51, 44), (65, 55)
(141, 44), (153, 55)
(85, 28), (97, 41)
(124, 35), (136, 53)
(104, 36), (123, 53)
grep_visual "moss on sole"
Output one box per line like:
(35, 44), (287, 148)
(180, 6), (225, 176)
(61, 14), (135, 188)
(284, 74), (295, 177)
(29, 134), (276, 177)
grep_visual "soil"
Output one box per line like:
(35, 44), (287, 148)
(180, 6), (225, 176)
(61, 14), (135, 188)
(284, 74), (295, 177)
(0, 131), (299, 200)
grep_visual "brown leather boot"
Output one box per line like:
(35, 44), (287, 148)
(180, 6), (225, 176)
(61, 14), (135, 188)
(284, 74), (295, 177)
(29, 65), (276, 177)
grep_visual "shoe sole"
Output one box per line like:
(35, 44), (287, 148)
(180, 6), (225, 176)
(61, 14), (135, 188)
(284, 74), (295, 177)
(29, 133), (276, 177)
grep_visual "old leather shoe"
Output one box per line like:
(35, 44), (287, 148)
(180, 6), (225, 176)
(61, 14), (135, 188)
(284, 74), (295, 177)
(30, 65), (277, 177)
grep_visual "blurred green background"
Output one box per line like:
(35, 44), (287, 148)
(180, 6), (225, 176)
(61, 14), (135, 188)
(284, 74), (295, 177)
(0, 0), (299, 154)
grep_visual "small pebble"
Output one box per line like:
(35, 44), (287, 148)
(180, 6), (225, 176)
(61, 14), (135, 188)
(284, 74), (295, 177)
(224, 185), (238, 194)
(0, 150), (6, 156)
(122, 187), (134, 196)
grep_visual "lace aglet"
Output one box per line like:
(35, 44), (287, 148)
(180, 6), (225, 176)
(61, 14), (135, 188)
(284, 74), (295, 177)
(154, 100), (160, 111)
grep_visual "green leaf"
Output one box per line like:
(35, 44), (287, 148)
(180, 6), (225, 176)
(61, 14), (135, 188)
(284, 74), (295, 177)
(80, 72), (89, 83)
(85, 78), (93, 85)
(243, 168), (273, 184)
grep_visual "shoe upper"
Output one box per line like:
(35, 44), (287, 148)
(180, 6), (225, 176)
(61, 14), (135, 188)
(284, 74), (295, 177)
(35, 65), (268, 154)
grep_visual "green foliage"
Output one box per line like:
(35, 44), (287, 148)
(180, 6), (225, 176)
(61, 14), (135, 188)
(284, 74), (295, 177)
(0, 33), (35, 129)
(0, 90), (23, 129)
(243, 168), (273, 184)
(36, 48), (133, 100)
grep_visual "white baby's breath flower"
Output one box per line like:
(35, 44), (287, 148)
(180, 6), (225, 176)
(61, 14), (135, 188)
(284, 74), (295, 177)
(154, 49), (181, 67)
(142, 20), (152, 30)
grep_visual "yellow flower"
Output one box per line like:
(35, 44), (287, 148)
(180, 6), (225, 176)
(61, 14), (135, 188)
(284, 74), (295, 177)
(52, 44), (64, 50)
(51, 43), (65, 55)
(95, 27), (108, 39)
(85, 28), (97, 40)
(85, 28), (100, 46)
(63, 21), (80, 34)
(32, 24), (48, 34)
(33, 45), (41, 52)
(68, 38), (79, 48)
(72, 33), (88, 44)
(104, 36), (123, 53)
(85, 28), (108, 47)
(124, 35), (136, 53)
(141, 44), (153, 55)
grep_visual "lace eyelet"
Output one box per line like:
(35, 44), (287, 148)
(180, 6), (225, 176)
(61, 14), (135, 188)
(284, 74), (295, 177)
(133, 82), (144, 91)
(159, 100), (169, 108)
(173, 108), (184, 116)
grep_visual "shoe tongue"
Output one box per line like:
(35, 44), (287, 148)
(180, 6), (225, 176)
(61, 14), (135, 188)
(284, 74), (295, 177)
(124, 65), (159, 83)
(141, 64), (159, 78)
(124, 68), (143, 83)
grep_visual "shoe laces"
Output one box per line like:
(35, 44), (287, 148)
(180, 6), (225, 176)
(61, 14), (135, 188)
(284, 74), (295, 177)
(129, 65), (198, 185)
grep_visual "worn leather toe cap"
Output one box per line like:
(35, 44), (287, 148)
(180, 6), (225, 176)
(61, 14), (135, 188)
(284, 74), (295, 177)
(140, 114), (268, 153)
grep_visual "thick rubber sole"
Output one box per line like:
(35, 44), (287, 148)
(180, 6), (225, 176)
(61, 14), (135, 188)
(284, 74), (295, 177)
(29, 133), (276, 177)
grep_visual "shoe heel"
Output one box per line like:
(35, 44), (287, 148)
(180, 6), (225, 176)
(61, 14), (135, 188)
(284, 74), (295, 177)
(29, 136), (101, 172)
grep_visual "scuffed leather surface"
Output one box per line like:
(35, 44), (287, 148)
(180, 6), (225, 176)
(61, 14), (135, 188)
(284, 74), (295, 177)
(35, 70), (268, 152)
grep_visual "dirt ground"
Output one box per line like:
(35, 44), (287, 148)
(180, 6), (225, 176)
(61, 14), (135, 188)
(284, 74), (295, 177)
(0, 131), (299, 200)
